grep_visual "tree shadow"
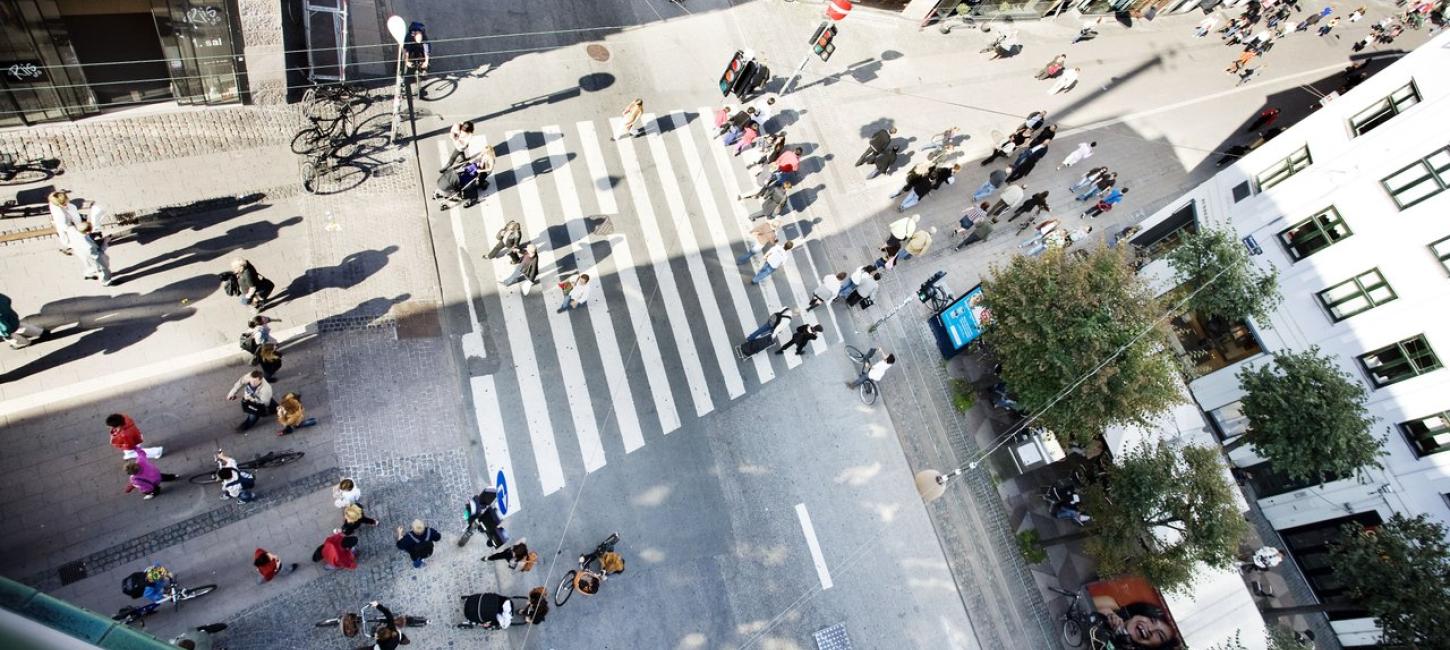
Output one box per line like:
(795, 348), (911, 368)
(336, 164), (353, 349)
(113, 216), (303, 282)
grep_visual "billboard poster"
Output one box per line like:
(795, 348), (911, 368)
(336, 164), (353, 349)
(1083, 576), (1184, 649)
(929, 283), (991, 357)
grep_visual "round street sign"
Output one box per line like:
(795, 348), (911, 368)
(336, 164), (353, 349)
(825, 0), (852, 21)
(494, 469), (510, 516)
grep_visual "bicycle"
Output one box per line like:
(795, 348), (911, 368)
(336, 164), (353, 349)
(845, 345), (880, 405)
(290, 111), (355, 156)
(315, 602), (427, 636)
(301, 82), (370, 121)
(921, 283), (953, 312)
(554, 532), (622, 607)
(1047, 586), (1113, 648)
(188, 449), (304, 485)
(113, 581), (218, 627)
(0, 152), (64, 185)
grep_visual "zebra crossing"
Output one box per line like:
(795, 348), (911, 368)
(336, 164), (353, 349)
(439, 106), (852, 510)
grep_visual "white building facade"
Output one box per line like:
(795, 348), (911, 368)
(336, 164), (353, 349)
(1128, 33), (1450, 646)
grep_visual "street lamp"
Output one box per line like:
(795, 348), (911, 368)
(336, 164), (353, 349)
(385, 15), (412, 145)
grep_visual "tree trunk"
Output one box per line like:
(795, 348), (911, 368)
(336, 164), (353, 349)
(1259, 602), (1363, 619)
(1038, 528), (1097, 546)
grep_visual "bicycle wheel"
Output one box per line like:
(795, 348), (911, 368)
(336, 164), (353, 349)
(0, 166), (55, 185)
(178, 585), (217, 603)
(314, 617), (342, 629)
(290, 128), (325, 155)
(858, 380), (878, 406)
(189, 470), (222, 485)
(253, 451), (304, 469)
(845, 345), (868, 363)
(1062, 618), (1084, 647)
(554, 570), (577, 606)
(301, 160), (321, 194)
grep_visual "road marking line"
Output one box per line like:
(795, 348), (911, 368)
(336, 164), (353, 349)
(795, 503), (833, 591)
(575, 120), (619, 215)
(472, 137), (566, 496)
(469, 374), (519, 514)
(507, 129), (607, 474)
(667, 111), (773, 385)
(542, 126), (645, 455)
(612, 116), (714, 418)
(438, 140), (488, 361)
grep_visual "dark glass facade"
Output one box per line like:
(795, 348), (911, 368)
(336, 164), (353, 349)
(0, 0), (246, 126)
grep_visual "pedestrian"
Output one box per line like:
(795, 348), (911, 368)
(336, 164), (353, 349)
(1022, 110), (1047, 131)
(1030, 124), (1058, 148)
(1068, 166), (1108, 195)
(1058, 141), (1096, 169)
(836, 265), (873, 299)
(486, 220), (524, 260)
(0, 293), (34, 349)
(855, 126), (898, 167)
(1195, 14), (1221, 36)
(1048, 68), (1080, 94)
(747, 133), (786, 169)
(441, 121), (477, 171)
(556, 274), (593, 312)
(889, 161), (932, 198)
(727, 122), (760, 154)
(1077, 172), (1116, 201)
(1035, 54), (1067, 79)
(252, 549), (298, 584)
(988, 183), (1026, 218)
(1318, 16), (1340, 36)
(929, 163), (961, 190)
(217, 465), (257, 502)
(1236, 63), (1265, 87)
(749, 95), (777, 132)
(485, 541), (538, 571)
(896, 167), (936, 211)
(254, 344), (283, 382)
(751, 241), (795, 285)
(228, 259), (274, 313)
(770, 147), (803, 177)
(1085, 186), (1129, 218)
(313, 531), (359, 571)
(1226, 49), (1257, 73)
(333, 478), (361, 508)
(973, 166), (1012, 202)
(123, 447), (176, 500)
(900, 229), (933, 262)
(341, 503), (379, 535)
(1245, 107), (1280, 133)
(847, 353), (895, 388)
(717, 107), (756, 139)
(226, 370), (276, 431)
(48, 191), (86, 256)
(1348, 6), (1364, 22)
(275, 392), (316, 435)
(749, 181), (792, 220)
(1009, 191), (1051, 221)
(807, 272), (847, 311)
(738, 219), (780, 265)
(1006, 144), (1048, 182)
(844, 270), (882, 309)
(499, 244), (540, 293)
(955, 219), (994, 251)
(73, 223), (113, 286)
(745, 306), (794, 343)
(240, 315), (275, 359)
(396, 520), (442, 568)
(980, 129), (1027, 167)
(107, 413), (163, 459)
(614, 99), (645, 139)
(776, 324), (823, 356)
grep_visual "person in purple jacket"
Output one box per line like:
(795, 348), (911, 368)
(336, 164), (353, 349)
(123, 447), (177, 500)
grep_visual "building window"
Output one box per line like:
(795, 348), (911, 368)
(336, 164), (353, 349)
(1350, 81), (1421, 136)
(1358, 335), (1442, 388)
(1381, 145), (1450, 210)
(1242, 461), (1342, 498)
(1317, 269), (1397, 321)
(1280, 511), (1381, 620)
(1167, 305), (1263, 375)
(1432, 236), (1450, 274)
(1278, 207), (1351, 261)
(1209, 401), (1250, 442)
(1401, 411), (1450, 457)
(1131, 202), (1198, 261)
(1256, 146), (1312, 191)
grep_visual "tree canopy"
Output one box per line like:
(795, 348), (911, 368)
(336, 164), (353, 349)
(1328, 513), (1450, 649)
(1084, 441), (1248, 593)
(1165, 226), (1282, 325)
(1233, 347), (1382, 482)
(982, 245), (1182, 446)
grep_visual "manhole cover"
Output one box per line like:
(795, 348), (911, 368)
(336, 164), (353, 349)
(813, 623), (853, 650)
(586, 44), (610, 62)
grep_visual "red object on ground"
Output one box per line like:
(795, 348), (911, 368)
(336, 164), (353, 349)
(825, 0), (852, 21)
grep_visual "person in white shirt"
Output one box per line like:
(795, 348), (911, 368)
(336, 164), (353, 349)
(1057, 141), (1096, 169)
(807, 272), (847, 311)
(745, 306), (793, 343)
(1049, 68), (1081, 95)
(333, 478), (361, 508)
(750, 241), (794, 285)
(847, 353), (896, 388)
(557, 274), (593, 312)
(749, 96), (776, 132)
(48, 191), (86, 256)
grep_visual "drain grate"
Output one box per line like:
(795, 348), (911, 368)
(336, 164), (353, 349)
(58, 561), (87, 586)
(814, 623), (853, 650)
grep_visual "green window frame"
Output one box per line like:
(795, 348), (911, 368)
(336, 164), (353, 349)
(1359, 335), (1442, 388)
(1401, 411), (1450, 457)
(1256, 146), (1312, 192)
(1317, 269), (1396, 321)
(1350, 81), (1421, 136)
(1381, 145), (1450, 210)
(1278, 207), (1351, 261)
(1431, 236), (1450, 274)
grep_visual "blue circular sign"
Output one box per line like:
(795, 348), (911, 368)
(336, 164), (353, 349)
(494, 470), (509, 516)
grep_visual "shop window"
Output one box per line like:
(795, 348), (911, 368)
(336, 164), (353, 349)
(1381, 145), (1450, 210)
(1316, 269), (1396, 321)
(1167, 304), (1264, 375)
(1278, 207), (1351, 261)
(1358, 335), (1442, 388)
(1242, 461), (1342, 498)
(1349, 81), (1421, 136)
(1131, 202), (1197, 261)
(1280, 511), (1382, 619)
(1431, 236), (1450, 274)
(1400, 411), (1450, 457)
(1256, 146), (1312, 192)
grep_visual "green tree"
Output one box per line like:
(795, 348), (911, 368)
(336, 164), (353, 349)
(1082, 441), (1248, 594)
(981, 246), (1182, 446)
(1327, 514), (1450, 649)
(1229, 348), (1382, 483)
(1165, 226), (1281, 325)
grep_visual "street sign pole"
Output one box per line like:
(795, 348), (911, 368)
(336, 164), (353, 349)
(386, 16), (407, 145)
(782, 1), (851, 96)
(780, 51), (814, 96)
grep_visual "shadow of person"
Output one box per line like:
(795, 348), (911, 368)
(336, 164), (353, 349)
(113, 216), (304, 282)
(268, 245), (399, 308)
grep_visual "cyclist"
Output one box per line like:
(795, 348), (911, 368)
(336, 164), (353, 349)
(576, 545), (626, 595)
(847, 352), (895, 389)
(402, 22), (431, 95)
(464, 487), (508, 547)
(359, 601), (408, 650)
(141, 564), (173, 605)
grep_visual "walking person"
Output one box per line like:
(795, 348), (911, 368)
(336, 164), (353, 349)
(226, 370), (276, 432)
(738, 219), (780, 265)
(217, 465), (257, 503)
(556, 274), (593, 312)
(341, 503), (380, 535)
(1226, 49), (1258, 73)
(1317, 16), (1340, 36)
(314, 532), (359, 571)
(855, 126), (898, 167)
(1195, 14), (1221, 36)
(0, 292), (34, 349)
(107, 413), (162, 459)
(745, 306), (794, 344)
(1030, 124), (1058, 148)
(441, 121), (477, 171)
(485, 541), (538, 571)
(499, 244), (540, 293)
(229, 259), (274, 313)
(865, 145), (900, 179)
(807, 272), (847, 311)
(716, 107), (757, 139)
(614, 99), (645, 139)
(776, 324), (823, 357)
(895, 167), (936, 211)
(1076, 172), (1116, 201)
(396, 520), (443, 568)
(1008, 190), (1051, 222)
(1245, 107), (1280, 133)
(1057, 141), (1096, 170)
(1347, 6), (1364, 22)
(972, 166), (1012, 202)
(746, 133), (786, 169)
(253, 549), (298, 584)
(276, 392), (317, 435)
(751, 241), (795, 285)
(955, 219), (994, 251)
(980, 129), (1028, 167)
(1034, 54), (1067, 79)
(1085, 187), (1129, 218)
(486, 221), (524, 260)
(48, 191), (86, 256)
(333, 478), (361, 508)
(74, 223), (113, 286)
(847, 353), (895, 388)
(1048, 68), (1081, 94)
(987, 183), (1027, 218)
(1006, 144), (1049, 182)
(749, 181), (792, 220)
(123, 447), (177, 500)
(844, 270), (882, 309)
(253, 343), (283, 382)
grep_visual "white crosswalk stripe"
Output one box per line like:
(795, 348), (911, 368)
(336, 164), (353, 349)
(575, 121), (619, 215)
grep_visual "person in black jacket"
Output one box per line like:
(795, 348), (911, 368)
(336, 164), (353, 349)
(359, 602), (408, 650)
(867, 145), (900, 179)
(499, 244), (539, 292)
(776, 324), (823, 356)
(855, 127), (898, 166)
(229, 259), (274, 313)
(396, 520), (442, 568)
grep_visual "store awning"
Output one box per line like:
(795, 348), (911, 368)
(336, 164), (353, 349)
(1164, 565), (1269, 649)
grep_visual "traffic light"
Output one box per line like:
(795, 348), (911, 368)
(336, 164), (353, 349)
(719, 50), (748, 96)
(809, 22), (838, 62)
(917, 271), (947, 303)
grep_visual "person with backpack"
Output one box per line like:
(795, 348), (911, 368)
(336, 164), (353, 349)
(229, 259), (274, 313)
(217, 465), (257, 503)
(396, 520), (442, 568)
(226, 370), (276, 431)
(276, 392), (316, 435)
(462, 487), (510, 548)
(123, 447), (177, 499)
(484, 541), (537, 571)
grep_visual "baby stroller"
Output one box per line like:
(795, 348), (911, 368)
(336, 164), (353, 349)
(435, 161), (483, 210)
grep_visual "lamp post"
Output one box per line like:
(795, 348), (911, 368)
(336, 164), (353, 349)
(385, 16), (412, 145)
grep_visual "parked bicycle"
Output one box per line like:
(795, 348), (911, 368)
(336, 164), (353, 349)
(113, 566), (217, 628)
(554, 532), (623, 606)
(188, 449), (303, 485)
(301, 82), (370, 121)
(290, 111), (356, 156)
(0, 152), (63, 185)
(846, 345), (880, 406)
(1048, 586), (1112, 648)
(314, 602), (428, 636)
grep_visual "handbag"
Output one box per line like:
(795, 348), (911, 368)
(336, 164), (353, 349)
(558, 280), (574, 293)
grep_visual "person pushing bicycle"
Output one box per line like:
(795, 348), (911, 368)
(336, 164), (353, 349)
(141, 564), (173, 605)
